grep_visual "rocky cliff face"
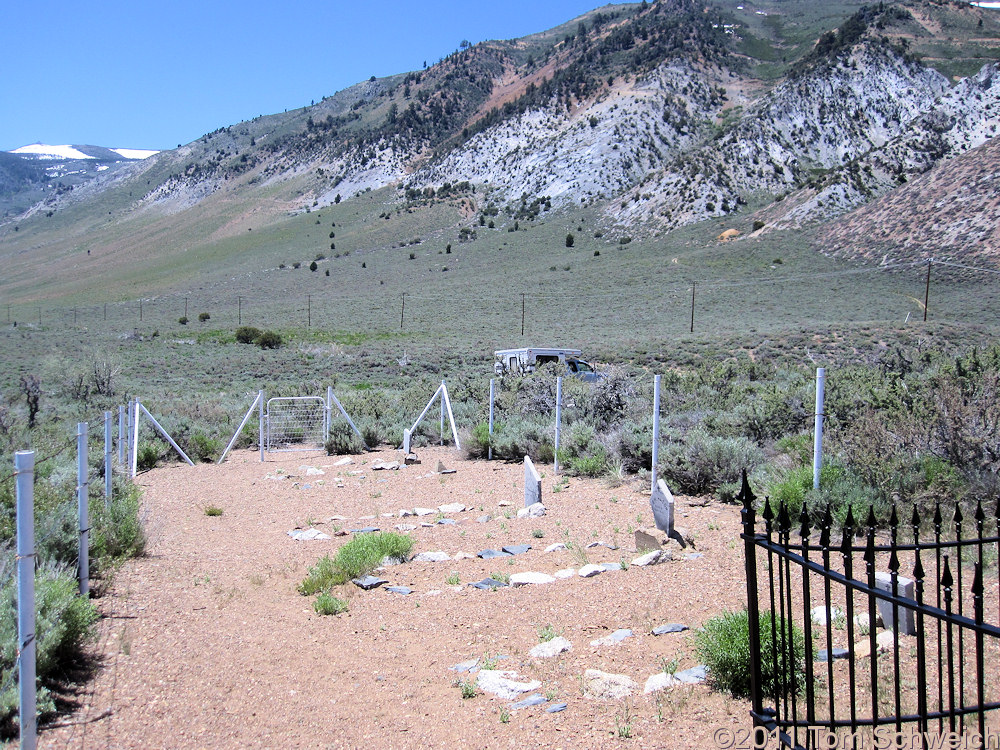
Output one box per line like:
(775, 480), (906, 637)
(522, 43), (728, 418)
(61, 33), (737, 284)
(7, 0), (999, 259)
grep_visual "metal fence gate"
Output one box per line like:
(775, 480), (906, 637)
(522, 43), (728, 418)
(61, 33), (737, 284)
(740, 472), (1000, 749)
(265, 396), (327, 452)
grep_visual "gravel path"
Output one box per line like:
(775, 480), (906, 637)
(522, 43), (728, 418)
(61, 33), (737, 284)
(39, 447), (749, 749)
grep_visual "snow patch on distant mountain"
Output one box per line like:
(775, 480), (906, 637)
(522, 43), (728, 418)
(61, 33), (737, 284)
(8, 144), (159, 160)
(12, 144), (94, 160)
(111, 148), (158, 160)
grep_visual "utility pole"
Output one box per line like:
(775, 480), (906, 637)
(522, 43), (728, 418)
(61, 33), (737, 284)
(307, 295), (311, 328)
(923, 259), (932, 322)
(400, 293), (406, 329)
(690, 282), (696, 333)
(238, 296), (242, 325)
(521, 293), (525, 336)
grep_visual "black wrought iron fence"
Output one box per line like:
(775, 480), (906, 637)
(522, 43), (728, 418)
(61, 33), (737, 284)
(739, 472), (1000, 749)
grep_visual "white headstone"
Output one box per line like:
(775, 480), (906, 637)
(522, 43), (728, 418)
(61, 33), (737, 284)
(524, 455), (542, 507)
(402, 428), (411, 455)
(874, 571), (917, 635)
(651, 479), (674, 534)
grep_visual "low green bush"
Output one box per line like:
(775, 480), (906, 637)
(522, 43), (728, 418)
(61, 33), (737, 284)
(325, 422), (364, 455)
(695, 609), (807, 699)
(0, 562), (98, 727)
(299, 532), (414, 595)
(257, 330), (282, 349)
(235, 326), (262, 344)
(136, 440), (164, 471)
(660, 429), (764, 495)
(313, 593), (348, 616)
(188, 432), (220, 463)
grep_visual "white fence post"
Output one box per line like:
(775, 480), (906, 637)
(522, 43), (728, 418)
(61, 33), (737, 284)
(117, 404), (126, 464)
(813, 368), (826, 490)
(77, 423), (90, 597)
(130, 399), (139, 478)
(651, 374), (661, 493)
(554, 376), (562, 475)
(259, 390), (266, 462)
(488, 378), (495, 461)
(15, 450), (37, 750)
(104, 411), (113, 505)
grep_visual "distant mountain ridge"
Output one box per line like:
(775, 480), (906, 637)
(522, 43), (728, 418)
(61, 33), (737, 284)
(1, 0), (999, 274)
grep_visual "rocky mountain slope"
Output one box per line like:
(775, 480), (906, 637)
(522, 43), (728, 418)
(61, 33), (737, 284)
(2, 0), (999, 268)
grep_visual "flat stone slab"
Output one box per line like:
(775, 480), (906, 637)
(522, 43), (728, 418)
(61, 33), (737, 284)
(545, 702), (568, 713)
(578, 564), (604, 578)
(351, 575), (387, 590)
(817, 648), (851, 662)
(477, 549), (512, 560)
(350, 526), (380, 534)
(469, 578), (508, 590)
(395, 523), (418, 531)
(652, 624), (689, 635)
(553, 568), (576, 579)
(591, 629), (633, 647)
(385, 586), (412, 595)
(583, 669), (638, 700)
(600, 562), (622, 571)
(510, 694), (548, 709)
(438, 502), (466, 513)
(476, 670), (541, 701)
(544, 543), (567, 552)
(632, 550), (672, 567)
(517, 503), (546, 518)
(437, 518), (457, 526)
(529, 636), (572, 658)
(333, 457), (354, 466)
(644, 672), (682, 694)
(674, 666), (708, 684)
(510, 572), (556, 587)
(413, 507), (437, 516)
(371, 461), (400, 471)
(476, 514), (492, 523)
(502, 544), (532, 555)
(412, 550), (451, 562)
(450, 659), (479, 673)
(287, 528), (331, 541)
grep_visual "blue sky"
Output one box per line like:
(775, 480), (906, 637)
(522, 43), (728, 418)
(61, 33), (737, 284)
(1, 0), (617, 152)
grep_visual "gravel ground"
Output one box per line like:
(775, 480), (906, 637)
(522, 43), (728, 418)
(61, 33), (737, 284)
(39, 446), (750, 749)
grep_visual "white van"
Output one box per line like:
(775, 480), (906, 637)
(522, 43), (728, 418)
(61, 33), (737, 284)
(493, 347), (602, 382)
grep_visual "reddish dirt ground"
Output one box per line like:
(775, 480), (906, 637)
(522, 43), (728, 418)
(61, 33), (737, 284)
(39, 447), (751, 749)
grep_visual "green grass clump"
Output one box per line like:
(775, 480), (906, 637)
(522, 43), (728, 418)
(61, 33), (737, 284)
(0, 562), (99, 725)
(299, 532), (413, 595)
(204, 505), (223, 517)
(694, 609), (807, 699)
(313, 592), (349, 616)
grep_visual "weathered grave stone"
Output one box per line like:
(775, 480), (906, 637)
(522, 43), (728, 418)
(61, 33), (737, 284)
(477, 549), (511, 560)
(469, 578), (508, 590)
(524, 456), (541, 507)
(874, 572), (917, 635)
(651, 478), (674, 534)
(402, 428), (411, 454)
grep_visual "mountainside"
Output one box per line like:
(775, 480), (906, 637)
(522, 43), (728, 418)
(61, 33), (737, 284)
(0, 144), (157, 220)
(1, 0), (1000, 306)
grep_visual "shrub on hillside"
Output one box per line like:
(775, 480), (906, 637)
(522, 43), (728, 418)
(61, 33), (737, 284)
(659, 428), (764, 496)
(235, 326), (262, 344)
(257, 331), (282, 349)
